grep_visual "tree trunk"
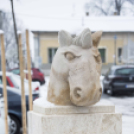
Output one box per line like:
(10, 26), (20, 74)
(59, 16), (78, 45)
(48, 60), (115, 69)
(10, 0), (19, 66)
(115, 0), (121, 15)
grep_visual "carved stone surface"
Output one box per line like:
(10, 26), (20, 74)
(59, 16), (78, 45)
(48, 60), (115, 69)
(28, 98), (122, 134)
(33, 97), (115, 115)
(47, 28), (103, 106)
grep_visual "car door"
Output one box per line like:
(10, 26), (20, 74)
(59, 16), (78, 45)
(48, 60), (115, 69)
(0, 87), (21, 116)
(0, 76), (14, 87)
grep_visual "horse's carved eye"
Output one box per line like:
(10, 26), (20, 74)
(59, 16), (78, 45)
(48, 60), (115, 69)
(65, 52), (75, 61)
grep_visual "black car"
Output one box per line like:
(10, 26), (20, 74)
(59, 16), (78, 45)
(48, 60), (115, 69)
(0, 85), (39, 134)
(103, 65), (134, 95)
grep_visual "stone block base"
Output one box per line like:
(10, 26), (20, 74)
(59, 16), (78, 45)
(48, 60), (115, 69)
(28, 98), (122, 134)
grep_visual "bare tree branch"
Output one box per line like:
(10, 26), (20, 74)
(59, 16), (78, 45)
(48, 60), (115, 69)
(0, 10), (25, 69)
(89, 0), (134, 16)
(94, 5), (108, 15)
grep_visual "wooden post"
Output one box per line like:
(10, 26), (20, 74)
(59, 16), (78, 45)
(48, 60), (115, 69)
(23, 56), (27, 79)
(18, 33), (27, 134)
(26, 30), (33, 111)
(0, 31), (8, 134)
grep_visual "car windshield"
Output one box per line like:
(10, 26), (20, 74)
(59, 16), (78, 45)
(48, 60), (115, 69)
(11, 69), (20, 75)
(115, 68), (134, 76)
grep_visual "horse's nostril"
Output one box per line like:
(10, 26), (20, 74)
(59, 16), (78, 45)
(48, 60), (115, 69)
(74, 88), (81, 99)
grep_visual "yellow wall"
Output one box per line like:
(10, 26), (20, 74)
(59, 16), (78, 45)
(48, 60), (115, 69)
(99, 39), (124, 64)
(40, 39), (59, 63)
(34, 32), (134, 64)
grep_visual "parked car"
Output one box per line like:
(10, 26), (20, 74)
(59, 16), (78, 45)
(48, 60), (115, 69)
(8, 68), (45, 85)
(0, 85), (39, 134)
(0, 72), (40, 94)
(103, 65), (134, 95)
(0, 94), (11, 134)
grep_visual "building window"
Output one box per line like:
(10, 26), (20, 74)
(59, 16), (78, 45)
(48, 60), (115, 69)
(48, 48), (58, 63)
(98, 48), (106, 63)
(118, 48), (122, 63)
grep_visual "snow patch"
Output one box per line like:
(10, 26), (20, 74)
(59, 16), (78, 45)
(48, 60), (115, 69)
(0, 30), (3, 34)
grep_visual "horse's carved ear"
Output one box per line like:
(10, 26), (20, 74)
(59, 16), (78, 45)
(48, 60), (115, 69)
(81, 28), (92, 49)
(58, 30), (72, 47)
(92, 31), (102, 48)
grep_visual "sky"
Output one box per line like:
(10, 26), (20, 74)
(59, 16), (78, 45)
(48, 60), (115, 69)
(0, 0), (134, 30)
(0, 0), (90, 30)
(0, 0), (87, 20)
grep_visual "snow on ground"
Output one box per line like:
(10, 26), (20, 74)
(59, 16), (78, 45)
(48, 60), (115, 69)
(40, 76), (134, 134)
(39, 76), (50, 98)
(123, 115), (134, 134)
(102, 94), (134, 134)
(0, 30), (3, 34)
(0, 114), (5, 134)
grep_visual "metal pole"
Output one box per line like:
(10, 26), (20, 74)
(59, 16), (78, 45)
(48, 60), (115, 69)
(0, 32), (9, 134)
(26, 30), (33, 110)
(18, 33), (27, 134)
(0, 11), (3, 29)
(127, 33), (129, 66)
(114, 35), (117, 65)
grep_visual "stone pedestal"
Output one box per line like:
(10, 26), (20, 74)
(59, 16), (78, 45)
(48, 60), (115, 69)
(28, 98), (122, 134)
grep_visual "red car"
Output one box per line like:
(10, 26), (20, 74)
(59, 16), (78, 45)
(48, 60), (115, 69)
(8, 68), (45, 85)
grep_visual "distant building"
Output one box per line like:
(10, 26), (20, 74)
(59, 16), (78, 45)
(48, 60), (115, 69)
(32, 17), (134, 68)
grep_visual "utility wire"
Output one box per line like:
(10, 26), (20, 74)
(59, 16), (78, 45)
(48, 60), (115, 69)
(12, 13), (86, 20)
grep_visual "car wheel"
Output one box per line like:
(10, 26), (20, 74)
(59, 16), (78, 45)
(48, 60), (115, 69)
(33, 79), (42, 85)
(39, 81), (43, 85)
(37, 80), (45, 85)
(107, 86), (115, 96)
(103, 88), (107, 94)
(40, 80), (45, 85)
(10, 115), (21, 134)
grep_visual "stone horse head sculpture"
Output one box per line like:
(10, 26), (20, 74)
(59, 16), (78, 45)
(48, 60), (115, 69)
(47, 28), (102, 106)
